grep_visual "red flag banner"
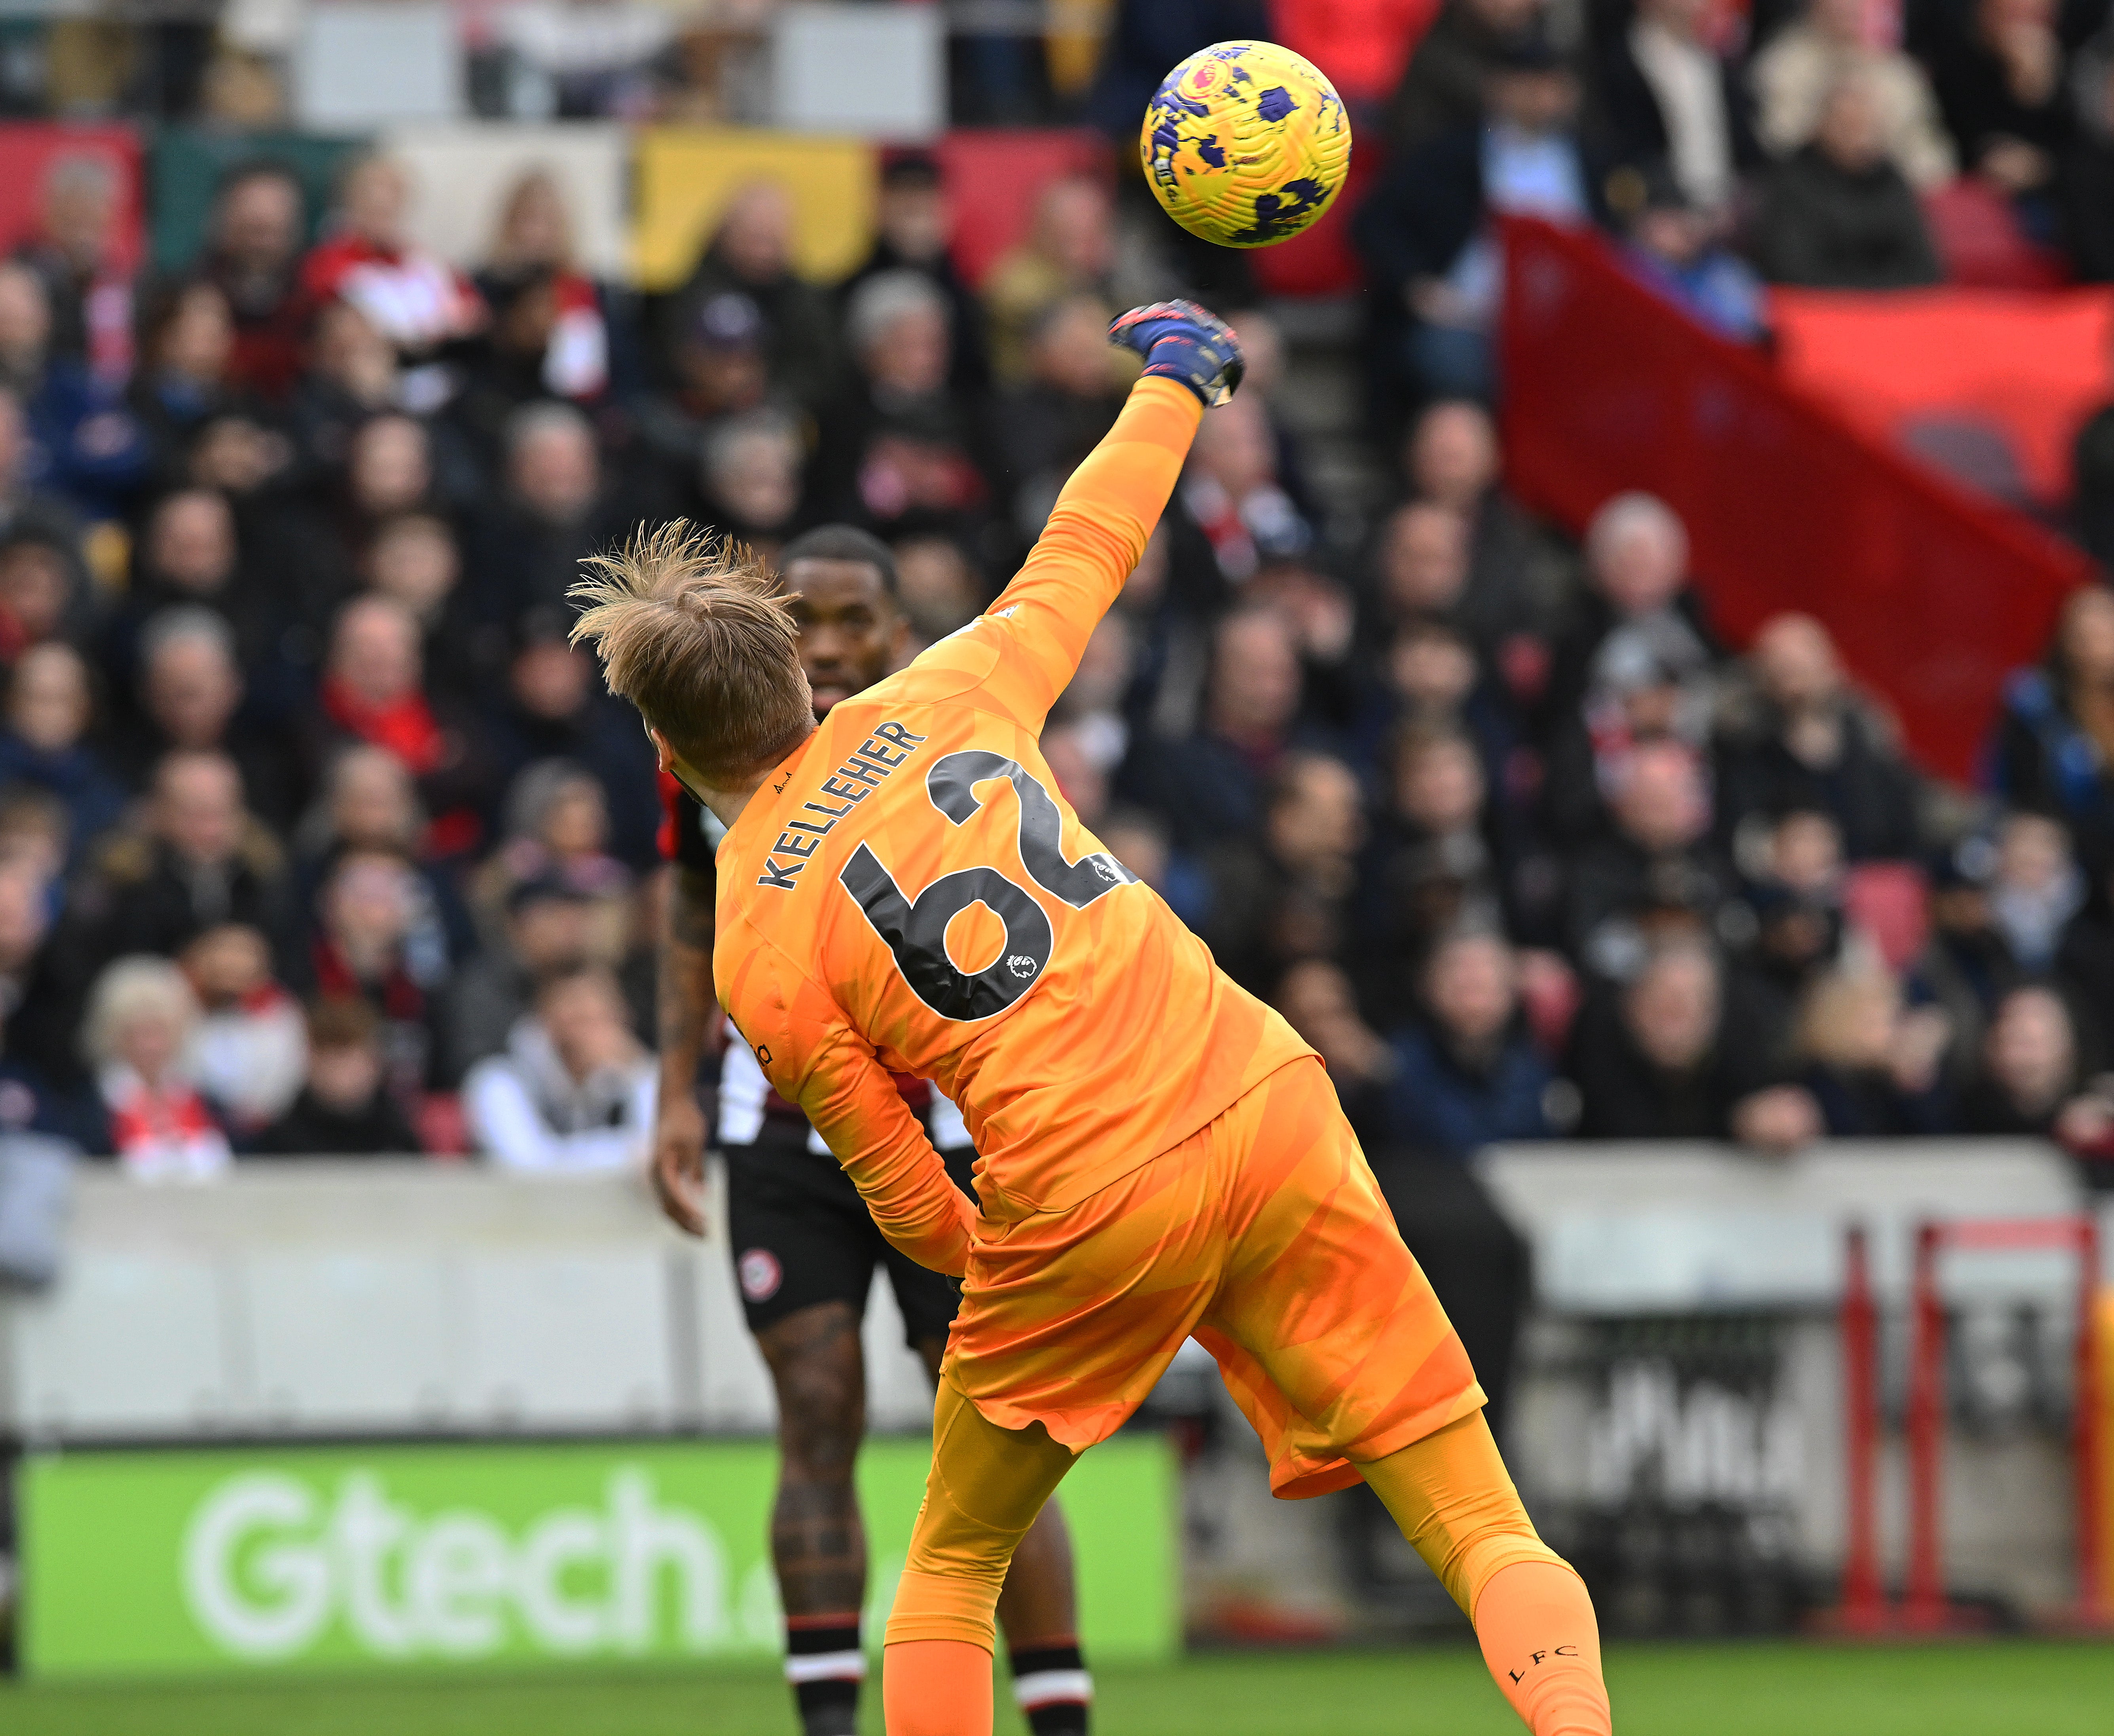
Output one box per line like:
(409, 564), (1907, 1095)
(1769, 285), (2114, 505)
(1498, 216), (2094, 783)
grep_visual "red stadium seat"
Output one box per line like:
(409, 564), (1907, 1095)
(1842, 861), (1930, 974)
(1923, 180), (2070, 291)
(936, 128), (1116, 290)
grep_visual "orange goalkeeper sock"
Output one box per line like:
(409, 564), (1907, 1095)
(1472, 1560), (1611, 1736)
(883, 1638), (991, 1736)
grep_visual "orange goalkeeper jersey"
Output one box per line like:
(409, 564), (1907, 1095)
(713, 377), (1314, 1277)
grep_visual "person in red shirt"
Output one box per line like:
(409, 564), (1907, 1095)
(299, 155), (483, 362)
(653, 524), (1093, 1736)
(583, 305), (1610, 1736)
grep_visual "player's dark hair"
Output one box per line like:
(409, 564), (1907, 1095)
(777, 525), (900, 598)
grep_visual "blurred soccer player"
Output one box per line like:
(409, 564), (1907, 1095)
(650, 526), (1091, 1736)
(582, 304), (1612, 1736)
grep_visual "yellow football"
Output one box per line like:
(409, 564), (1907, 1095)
(1140, 39), (1354, 249)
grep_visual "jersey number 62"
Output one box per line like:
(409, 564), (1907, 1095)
(839, 750), (1137, 1021)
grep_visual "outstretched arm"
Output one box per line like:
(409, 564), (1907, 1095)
(981, 301), (1242, 727)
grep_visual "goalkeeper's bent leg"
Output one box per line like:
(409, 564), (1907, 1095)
(883, 1376), (1078, 1736)
(1360, 1412), (1612, 1736)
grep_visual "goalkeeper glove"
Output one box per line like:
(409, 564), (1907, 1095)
(1108, 299), (1246, 408)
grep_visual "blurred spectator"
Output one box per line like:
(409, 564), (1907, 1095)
(1401, 397), (1556, 646)
(1364, 618), (1524, 798)
(1993, 585), (2114, 874)
(472, 169), (616, 406)
(0, 389), (82, 566)
(487, 619), (661, 867)
(197, 161), (309, 401)
(997, 296), (1129, 541)
(1930, 0), (2074, 209)
(984, 177), (1118, 388)
(812, 271), (990, 546)
(0, 258), (146, 516)
(696, 411), (805, 555)
(1751, 0), (1957, 188)
(1959, 981), (2114, 1139)
(0, 527), (89, 661)
(1200, 751), (1365, 994)
(465, 963), (655, 1172)
(1753, 70), (1945, 287)
(1731, 808), (1852, 1046)
(286, 302), (402, 477)
(1387, 0), (1551, 149)
(1793, 964), (1952, 1134)
(127, 606), (299, 830)
(1986, 809), (2085, 973)
(300, 846), (448, 1102)
(443, 874), (592, 1081)
(1616, 167), (1769, 339)
(2068, 33), (2114, 280)
(1593, 0), (1761, 213)
(13, 154), (132, 382)
(253, 995), (421, 1156)
(1274, 956), (1396, 1146)
(310, 594), (495, 858)
(1386, 928), (1556, 1155)
(1565, 738), (1739, 978)
(77, 749), (288, 964)
(179, 921), (305, 1135)
(110, 487), (278, 684)
(668, 182), (838, 413)
(292, 411), (444, 619)
(1128, 605), (1320, 848)
(636, 291), (776, 493)
(843, 151), (990, 394)
(478, 759), (634, 962)
(1715, 612), (1922, 859)
(1908, 831), (2051, 1079)
(300, 156), (483, 362)
(1375, 499), (1484, 641)
(362, 510), (491, 704)
(1177, 391), (1312, 596)
(1569, 939), (1800, 1139)
(83, 954), (231, 1178)
(467, 402), (630, 619)
(128, 278), (244, 489)
(0, 642), (126, 856)
(1546, 490), (1716, 735)
(1356, 37), (1594, 401)
(290, 745), (476, 969)
(1365, 726), (1510, 1021)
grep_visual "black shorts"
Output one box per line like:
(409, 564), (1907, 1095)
(724, 1114), (978, 1348)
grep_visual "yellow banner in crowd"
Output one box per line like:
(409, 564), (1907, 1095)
(631, 128), (877, 291)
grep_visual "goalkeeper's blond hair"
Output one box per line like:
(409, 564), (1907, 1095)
(569, 522), (811, 787)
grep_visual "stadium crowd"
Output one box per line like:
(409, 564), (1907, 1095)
(0, 0), (2106, 1195)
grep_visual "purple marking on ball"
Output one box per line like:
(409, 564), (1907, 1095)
(1256, 86), (1299, 123)
(1196, 136), (1227, 169)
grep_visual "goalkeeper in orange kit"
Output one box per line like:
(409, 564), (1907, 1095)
(573, 302), (1613, 1736)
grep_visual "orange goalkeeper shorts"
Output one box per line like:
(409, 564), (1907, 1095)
(946, 1055), (1485, 1498)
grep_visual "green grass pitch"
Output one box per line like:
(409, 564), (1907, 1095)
(5, 1641), (2114, 1736)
